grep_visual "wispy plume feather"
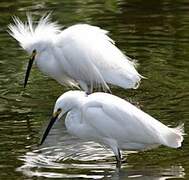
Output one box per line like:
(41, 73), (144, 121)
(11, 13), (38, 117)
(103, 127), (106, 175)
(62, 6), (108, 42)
(8, 13), (62, 51)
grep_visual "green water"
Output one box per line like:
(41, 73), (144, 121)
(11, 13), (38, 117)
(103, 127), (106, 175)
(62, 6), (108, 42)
(0, 0), (189, 179)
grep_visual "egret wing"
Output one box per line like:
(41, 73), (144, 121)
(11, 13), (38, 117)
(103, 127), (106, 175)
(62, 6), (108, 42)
(82, 99), (163, 146)
(56, 24), (141, 89)
(54, 24), (112, 91)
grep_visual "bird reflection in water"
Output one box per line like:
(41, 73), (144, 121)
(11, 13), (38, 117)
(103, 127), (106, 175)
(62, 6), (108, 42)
(16, 119), (185, 179)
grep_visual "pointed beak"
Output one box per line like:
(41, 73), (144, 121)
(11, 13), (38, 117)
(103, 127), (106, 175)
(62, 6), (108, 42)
(24, 51), (36, 88)
(40, 113), (59, 145)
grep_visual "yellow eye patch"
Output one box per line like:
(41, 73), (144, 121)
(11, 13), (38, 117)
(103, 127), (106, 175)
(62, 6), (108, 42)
(53, 108), (62, 117)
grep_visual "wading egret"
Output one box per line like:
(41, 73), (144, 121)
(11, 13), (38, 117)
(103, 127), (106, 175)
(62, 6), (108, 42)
(8, 14), (143, 93)
(40, 91), (184, 168)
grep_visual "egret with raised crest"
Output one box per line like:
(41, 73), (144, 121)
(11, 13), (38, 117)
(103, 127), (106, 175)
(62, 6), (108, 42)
(40, 91), (184, 168)
(8, 14), (143, 93)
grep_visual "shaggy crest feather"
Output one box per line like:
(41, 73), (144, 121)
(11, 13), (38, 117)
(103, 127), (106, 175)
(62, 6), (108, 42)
(8, 13), (61, 51)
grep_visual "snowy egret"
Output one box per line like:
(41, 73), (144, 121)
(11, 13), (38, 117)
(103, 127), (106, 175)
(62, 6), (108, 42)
(40, 91), (184, 168)
(8, 14), (143, 93)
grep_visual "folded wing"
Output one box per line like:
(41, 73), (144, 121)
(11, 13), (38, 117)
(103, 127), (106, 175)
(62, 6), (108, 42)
(83, 95), (184, 150)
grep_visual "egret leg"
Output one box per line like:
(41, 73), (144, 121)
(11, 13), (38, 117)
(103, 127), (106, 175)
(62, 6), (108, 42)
(115, 148), (121, 168)
(78, 80), (89, 94)
(86, 83), (94, 95)
(104, 139), (122, 168)
(86, 91), (91, 95)
(86, 86), (93, 95)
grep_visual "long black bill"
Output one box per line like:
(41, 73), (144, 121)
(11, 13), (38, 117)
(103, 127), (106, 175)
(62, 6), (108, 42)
(40, 114), (58, 145)
(24, 56), (35, 88)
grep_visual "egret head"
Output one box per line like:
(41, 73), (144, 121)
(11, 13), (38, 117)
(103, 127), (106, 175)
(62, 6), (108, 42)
(8, 13), (61, 87)
(40, 91), (86, 145)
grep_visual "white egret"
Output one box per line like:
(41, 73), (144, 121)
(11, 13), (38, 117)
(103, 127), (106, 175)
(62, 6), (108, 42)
(40, 91), (184, 168)
(8, 14), (143, 93)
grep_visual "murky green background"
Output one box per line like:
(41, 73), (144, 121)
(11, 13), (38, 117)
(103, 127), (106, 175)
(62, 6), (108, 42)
(0, 0), (189, 179)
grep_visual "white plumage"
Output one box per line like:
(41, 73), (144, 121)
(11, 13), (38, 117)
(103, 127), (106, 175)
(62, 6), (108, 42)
(8, 14), (143, 93)
(40, 91), (184, 167)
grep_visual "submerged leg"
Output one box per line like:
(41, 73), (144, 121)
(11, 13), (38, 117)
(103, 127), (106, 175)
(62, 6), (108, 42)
(115, 148), (121, 168)
(104, 139), (122, 168)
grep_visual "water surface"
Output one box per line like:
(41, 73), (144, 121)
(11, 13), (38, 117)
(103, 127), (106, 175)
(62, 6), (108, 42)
(0, 0), (189, 179)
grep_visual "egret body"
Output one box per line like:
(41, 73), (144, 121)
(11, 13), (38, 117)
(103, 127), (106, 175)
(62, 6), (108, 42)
(8, 14), (143, 93)
(40, 91), (184, 168)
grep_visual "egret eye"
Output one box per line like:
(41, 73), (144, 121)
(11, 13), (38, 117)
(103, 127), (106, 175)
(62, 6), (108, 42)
(53, 108), (62, 118)
(57, 108), (62, 114)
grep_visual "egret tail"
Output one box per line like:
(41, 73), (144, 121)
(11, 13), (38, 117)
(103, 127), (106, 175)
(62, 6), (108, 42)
(163, 123), (184, 148)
